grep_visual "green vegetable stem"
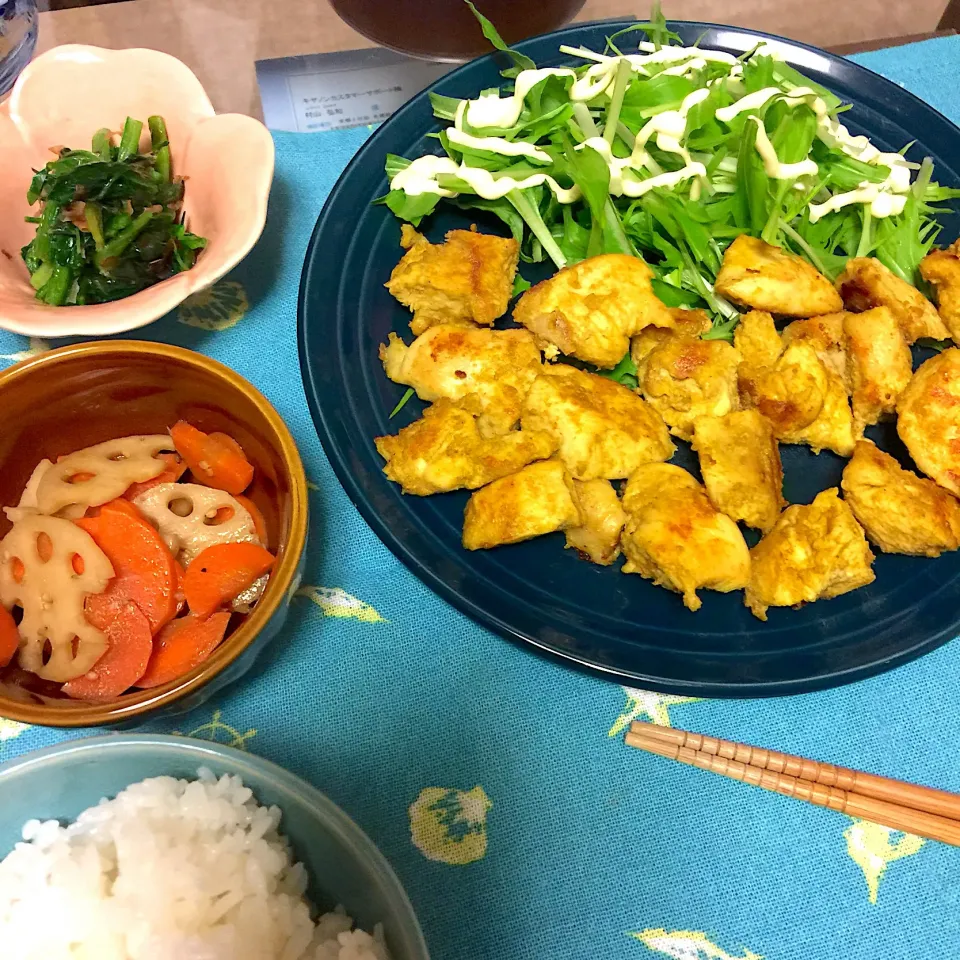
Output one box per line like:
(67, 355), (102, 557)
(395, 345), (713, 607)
(148, 115), (171, 183)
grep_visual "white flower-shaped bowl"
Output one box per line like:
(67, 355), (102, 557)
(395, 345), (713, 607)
(0, 45), (274, 337)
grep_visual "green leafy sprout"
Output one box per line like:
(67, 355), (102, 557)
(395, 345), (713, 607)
(381, 2), (960, 362)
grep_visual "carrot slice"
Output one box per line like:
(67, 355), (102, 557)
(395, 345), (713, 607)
(76, 499), (178, 633)
(124, 452), (187, 501)
(235, 494), (268, 543)
(0, 606), (20, 669)
(209, 432), (246, 459)
(98, 498), (145, 521)
(182, 542), (275, 619)
(170, 421), (254, 495)
(135, 611), (230, 688)
(62, 594), (153, 702)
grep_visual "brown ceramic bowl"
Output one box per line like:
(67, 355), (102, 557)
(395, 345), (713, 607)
(0, 341), (308, 727)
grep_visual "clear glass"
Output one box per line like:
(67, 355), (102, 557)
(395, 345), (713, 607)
(0, 0), (37, 97)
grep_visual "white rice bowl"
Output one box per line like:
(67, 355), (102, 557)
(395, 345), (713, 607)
(0, 768), (391, 960)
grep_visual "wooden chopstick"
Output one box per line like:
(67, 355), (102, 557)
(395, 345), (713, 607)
(630, 721), (960, 819)
(625, 722), (960, 847)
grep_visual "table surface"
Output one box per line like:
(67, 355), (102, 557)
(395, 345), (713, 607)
(35, 0), (952, 117)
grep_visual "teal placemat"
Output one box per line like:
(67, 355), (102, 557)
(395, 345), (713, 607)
(2, 36), (960, 960)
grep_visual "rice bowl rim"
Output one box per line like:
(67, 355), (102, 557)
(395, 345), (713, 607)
(0, 733), (431, 960)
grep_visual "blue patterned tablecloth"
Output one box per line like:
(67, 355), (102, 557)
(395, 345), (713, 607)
(2, 36), (960, 960)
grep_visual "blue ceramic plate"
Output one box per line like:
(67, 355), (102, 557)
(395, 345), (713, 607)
(298, 21), (960, 696)
(0, 735), (430, 960)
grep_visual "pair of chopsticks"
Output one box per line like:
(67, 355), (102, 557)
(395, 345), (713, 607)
(625, 721), (960, 846)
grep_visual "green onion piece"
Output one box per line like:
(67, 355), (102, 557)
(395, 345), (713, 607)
(916, 337), (949, 353)
(464, 0), (536, 77)
(736, 118), (770, 235)
(428, 93), (462, 122)
(26, 170), (46, 206)
(94, 210), (154, 271)
(597, 351), (638, 388)
(701, 313), (741, 342)
(148, 115), (171, 182)
(116, 117), (144, 162)
(389, 388), (415, 418)
(91, 127), (113, 161)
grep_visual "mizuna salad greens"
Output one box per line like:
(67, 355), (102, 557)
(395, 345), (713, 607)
(383, 5), (960, 347)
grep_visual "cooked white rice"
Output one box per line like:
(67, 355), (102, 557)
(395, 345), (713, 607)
(0, 768), (392, 960)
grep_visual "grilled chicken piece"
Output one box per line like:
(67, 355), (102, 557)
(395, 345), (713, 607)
(514, 253), (674, 368)
(386, 225), (519, 335)
(621, 463), (750, 612)
(897, 347), (960, 496)
(639, 337), (741, 441)
(781, 313), (849, 388)
(381, 324), (542, 436)
(564, 479), (626, 565)
(920, 239), (960, 341)
(630, 308), (712, 367)
(375, 397), (557, 496)
(836, 256), (948, 343)
(842, 440), (960, 557)
(692, 409), (785, 533)
(734, 310), (783, 370)
(715, 236), (842, 317)
(521, 364), (674, 481)
(741, 341), (856, 457)
(462, 459), (581, 550)
(842, 306), (912, 431)
(744, 488), (875, 621)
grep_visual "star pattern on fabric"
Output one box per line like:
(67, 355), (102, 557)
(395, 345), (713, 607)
(172, 709), (257, 750)
(0, 719), (31, 744)
(295, 586), (387, 623)
(609, 686), (703, 736)
(629, 929), (762, 960)
(843, 818), (926, 904)
(0, 338), (50, 365)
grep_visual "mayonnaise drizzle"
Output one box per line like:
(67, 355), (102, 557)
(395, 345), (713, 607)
(390, 154), (581, 203)
(715, 86), (828, 123)
(580, 136), (706, 197)
(465, 68), (576, 129)
(391, 42), (919, 220)
(450, 101), (552, 161)
(749, 117), (820, 180)
(809, 184), (908, 221)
